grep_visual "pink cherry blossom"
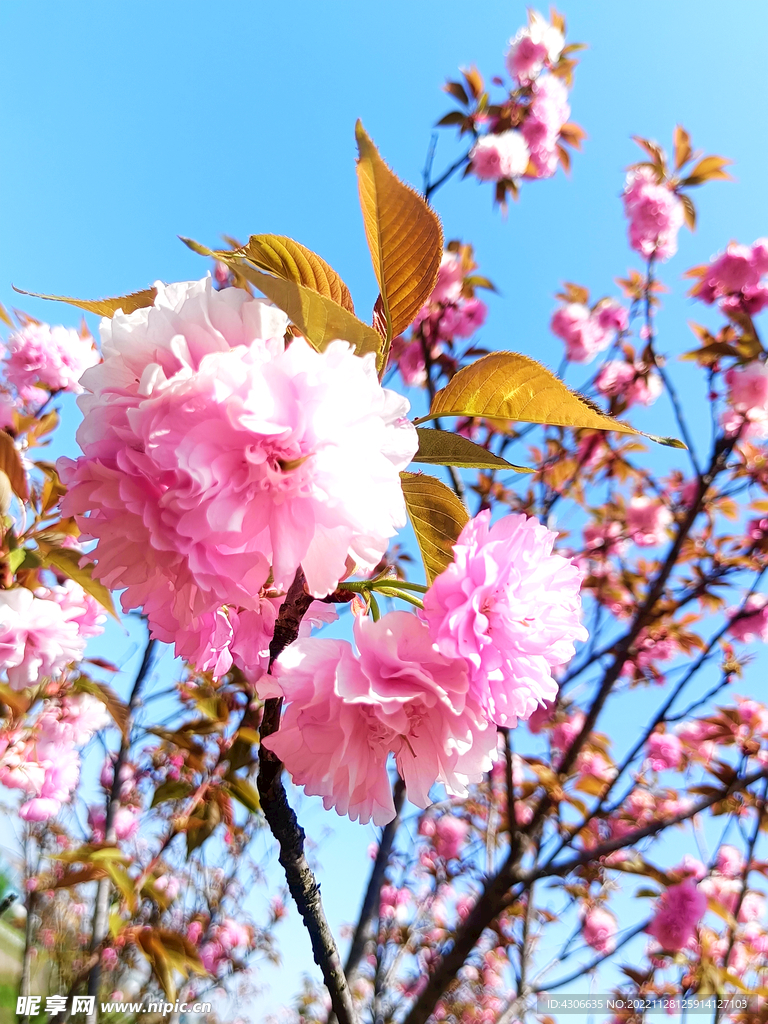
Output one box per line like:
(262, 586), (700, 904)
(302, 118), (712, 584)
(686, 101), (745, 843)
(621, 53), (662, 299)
(58, 279), (417, 673)
(550, 304), (611, 363)
(431, 254), (465, 305)
(625, 496), (672, 547)
(113, 805), (140, 840)
(470, 131), (530, 182)
(582, 906), (617, 954)
(47, 580), (107, 641)
(728, 594), (768, 643)
(433, 816), (469, 860)
(692, 239), (768, 314)
(505, 12), (564, 83)
(388, 335), (428, 388)
(57, 694), (111, 746)
(715, 845), (745, 879)
(216, 918), (250, 951)
(551, 710), (585, 752)
(423, 510), (587, 728)
(724, 363), (768, 438)
(522, 74), (570, 178)
(595, 360), (662, 408)
(646, 731), (683, 771)
(622, 167), (685, 261)
(0, 587), (86, 689)
(647, 880), (707, 951)
(263, 611), (497, 825)
(3, 322), (99, 399)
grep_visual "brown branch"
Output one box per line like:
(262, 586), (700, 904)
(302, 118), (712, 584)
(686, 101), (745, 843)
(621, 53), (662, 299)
(257, 569), (359, 1024)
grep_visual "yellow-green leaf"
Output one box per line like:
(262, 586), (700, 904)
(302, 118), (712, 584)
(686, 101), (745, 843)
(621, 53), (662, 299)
(400, 471), (468, 584)
(36, 539), (118, 618)
(0, 430), (28, 501)
(227, 776), (261, 815)
(13, 285), (156, 318)
(227, 263), (383, 364)
(151, 779), (194, 808)
(355, 121), (443, 348)
(0, 302), (13, 328)
(413, 427), (531, 472)
(187, 234), (355, 313)
(419, 351), (638, 435)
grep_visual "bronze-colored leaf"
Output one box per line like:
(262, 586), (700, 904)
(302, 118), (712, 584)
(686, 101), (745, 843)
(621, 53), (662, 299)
(36, 540), (118, 618)
(220, 263), (383, 365)
(0, 302), (13, 328)
(0, 430), (28, 501)
(182, 234), (355, 313)
(413, 428), (531, 471)
(13, 285), (156, 318)
(682, 155), (733, 187)
(680, 193), (696, 231)
(400, 471), (468, 584)
(673, 125), (693, 170)
(355, 121), (443, 352)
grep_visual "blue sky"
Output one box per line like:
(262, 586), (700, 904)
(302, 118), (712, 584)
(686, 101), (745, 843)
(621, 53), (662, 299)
(2, 0), (768, 1018)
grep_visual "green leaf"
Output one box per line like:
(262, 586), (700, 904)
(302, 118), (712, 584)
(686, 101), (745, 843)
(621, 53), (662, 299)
(36, 539), (118, 618)
(221, 263), (384, 366)
(413, 427), (531, 471)
(227, 776), (261, 815)
(7, 548), (26, 573)
(151, 779), (194, 808)
(183, 234), (355, 313)
(400, 471), (468, 584)
(355, 121), (443, 350)
(417, 351), (684, 447)
(13, 284), (156, 318)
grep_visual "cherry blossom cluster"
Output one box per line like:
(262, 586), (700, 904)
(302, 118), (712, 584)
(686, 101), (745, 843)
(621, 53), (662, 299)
(388, 245), (488, 387)
(2, 318), (99, 407)
(265, 510), (586, 824)
(59, 278), (419, 676)
(690, 238), (768, 314)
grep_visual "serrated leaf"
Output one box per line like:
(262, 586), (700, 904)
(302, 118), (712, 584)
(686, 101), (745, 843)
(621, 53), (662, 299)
(417, 351), (637, 433)
(0, 431), (28, 501)
(400, 471), (468, 584)
(13, 285), (156, 318)
(355, 121), (443, 355)
(227, 776), (261, 815)
(219, 262), (383, 366)
(413, 428), (531, 471)
(182, 234), (354, 313)
(151, 779), (193, 808)
(418, 352), (686, 449)
(36, 539), (118, 618)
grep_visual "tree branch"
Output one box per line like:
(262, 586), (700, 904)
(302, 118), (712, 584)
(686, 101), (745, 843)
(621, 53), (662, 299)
(257, 569), (359, 1024)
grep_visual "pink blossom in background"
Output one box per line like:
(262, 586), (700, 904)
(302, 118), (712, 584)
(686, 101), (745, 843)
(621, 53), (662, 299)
(728, 593), (768, 643)
(625, 496), (672, 547)
(622, 167), (684, 261)
(263, 612), (497, 826)
(216, 918), (250, 951)
(388, 335), (428, 387)
(47, 581), (107, 641)
(724, 363), (768, 439)
(112, 805), (140, 840)
(505, 11), (564, 83)
(431, 253), (465, 305)
(595, 299), (629, 334)
(549, 303), (611, 363)
(582, 906), (617, 954)
(0, 587), (86, 689)
(470, 130), (530, 182)
(692, 239), (768, 314)
(423, 510), (587, 728)
(522, 74), (570, 178)
(57, 694), (111, 746)
(583, 520), (626, 558)
(58, 279), (417, 674)
(647, 880), (707, 951)
(3, 322), (99, 400)
(433, 816), (469, 860)
(595, 360), (662, 408)
(715, 844), (745, 879)
(645, 731), (683, 771)
(551, 710), (585, 752)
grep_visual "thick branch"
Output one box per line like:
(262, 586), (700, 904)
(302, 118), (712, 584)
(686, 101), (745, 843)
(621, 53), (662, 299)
(257, 569), (358, 1024)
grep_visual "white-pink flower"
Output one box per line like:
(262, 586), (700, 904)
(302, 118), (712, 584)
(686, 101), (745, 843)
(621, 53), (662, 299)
(0, 587), (86, 689)
(505, 11), (564, 83)
(595, 360), (662, 408)
(693, 239), (768, 315)
(582, 906), (617, 954)
(263, 611), (497, 826)
(645, 730), (683, 771)
(622, 167), (684, 261)
(522, 74), (570, 178)
(58, 279), (417, 673)
(647, 880), (707, 951)
(3, 322), (99, 400)
(550, 303), (612, 364)
(423, 511), (587, 728)
(625, 496), (672, 547)
(724, 363), (768, 439)
(470, 131), (530, 182)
